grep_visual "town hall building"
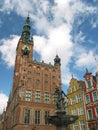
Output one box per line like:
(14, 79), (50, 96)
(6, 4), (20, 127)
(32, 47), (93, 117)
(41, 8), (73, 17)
(2, 15), (62, 130)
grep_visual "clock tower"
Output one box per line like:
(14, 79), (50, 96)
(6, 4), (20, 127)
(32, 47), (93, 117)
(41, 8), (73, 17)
(12, 15), (33, 97)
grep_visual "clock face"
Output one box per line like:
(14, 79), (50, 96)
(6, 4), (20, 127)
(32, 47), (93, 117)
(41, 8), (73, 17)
(22, 45), (30, 51)
(22, 45), (30, 55)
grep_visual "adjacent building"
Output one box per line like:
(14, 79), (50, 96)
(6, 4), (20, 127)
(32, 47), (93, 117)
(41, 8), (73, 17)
(84, 69), (98, 130)
(2, 15), (62, 130)
(67, 76), (86, 130)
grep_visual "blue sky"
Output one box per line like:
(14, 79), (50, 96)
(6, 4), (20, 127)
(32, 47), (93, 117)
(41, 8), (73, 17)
(0, 0), (98, 114)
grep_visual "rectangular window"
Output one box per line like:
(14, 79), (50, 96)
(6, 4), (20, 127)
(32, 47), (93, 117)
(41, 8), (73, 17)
(74, 121), (78, 130)
(24, 109), (30, 124)
(80, 120), (86, 130)
(28, 71), (32, 74)
(44, 92), (50, 104)
(77, 94), (82, 103)
(71, 97), (76, 104)
(45, 111), (49, 125)
(78, 107), (84, 116)
(88, 110), (93, 120)
(52, 75), (55, 79)
(36, 79), (40, 85)
(45, 80), (48, 84)
(35, 110), (40, 125)
(35, 91), (40, 103)
(95, 108), (98, 117)
(44, 74), (48, 77)
(72, 109), (77, 115)
(25, 90), (32, 101)
(27, 78), (32, 82)
(86, 95), (90, 104)
(87, 81), (92, 88)
(36, 73), (40, 76)
(71, 87), (75, 92)
(92, 92), (97, 101)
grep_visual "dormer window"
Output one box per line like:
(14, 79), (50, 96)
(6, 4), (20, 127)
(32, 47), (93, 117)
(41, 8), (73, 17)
(85, 75), (92, 89)
(87, 81), (92, 88)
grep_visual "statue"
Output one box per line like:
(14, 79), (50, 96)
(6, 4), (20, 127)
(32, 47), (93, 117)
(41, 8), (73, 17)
(54, 87), (68, 111)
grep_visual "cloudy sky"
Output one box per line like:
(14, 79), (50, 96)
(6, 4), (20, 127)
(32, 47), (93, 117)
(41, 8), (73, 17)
(0, 0), (98, 114)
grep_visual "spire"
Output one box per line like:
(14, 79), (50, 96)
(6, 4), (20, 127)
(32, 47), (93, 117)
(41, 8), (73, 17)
(20, 15), (31, 43)
(84, 68), (92, 78)
(86, 68), (88, 73)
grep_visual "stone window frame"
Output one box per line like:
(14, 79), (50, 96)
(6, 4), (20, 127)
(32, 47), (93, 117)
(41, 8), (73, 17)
(44, 92), (50, 104)
(86, 94), (90, 104)
(35, 110), (40, 125)
(35, 91), (41, 103)
(24, 109), (30, 124)
(44, 111), (50, 125)
(25, 90), (32, 102)
(88, 109), (93, 120)
(92, 91), (98, 101)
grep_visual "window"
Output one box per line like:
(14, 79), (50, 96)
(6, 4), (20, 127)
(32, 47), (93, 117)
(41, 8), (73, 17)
(78, 107), (84, 115)
(86, 95), (90, 104)
(71, 87), (75, 92)
(74, 121), (78, 130)
(25, 90), (32, 101)
(95, 108), (98, 117)
(53, 94), (58, 104)
(72, 109), (77, 115)
(44, 92), (50, 103)
(36, 79), (40, 85)
(87, 81), (92, 88)
(36, 72), (40, 76)
(24, 109), (30, 124)
(88, 110), (93, 120)
(80, 120), (86, 130)
(35, 91), (40, 103)
(45, 80), (48, 84)
(28, 71), (32, 74)
(27, 78), (32, 82)
(44, 74), (48, 77)
(71, 97), (76, 105)
(52, 75), (55, 79)
(35, 110), (40, 125)
(92, 92), (97, 101)
(45, 111), (49, 125)
(52, 82), (56, 86)
(77, 94), (82, 103)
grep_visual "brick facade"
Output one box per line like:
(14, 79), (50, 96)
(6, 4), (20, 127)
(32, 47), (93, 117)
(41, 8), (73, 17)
(2, 16), (62, 130)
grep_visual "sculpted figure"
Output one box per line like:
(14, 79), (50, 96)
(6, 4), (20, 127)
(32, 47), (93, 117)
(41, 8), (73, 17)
(54, 87), (68, 110)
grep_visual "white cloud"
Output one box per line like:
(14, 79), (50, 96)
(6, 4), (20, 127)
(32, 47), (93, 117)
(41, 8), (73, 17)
(91, 17), (98, 28)
(74, 31), (86, 44)
(0, 93), (8, 114)
(0, 35), (19, 67)
(33, 24), (73, 86)
(75, 51), (96, 68)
